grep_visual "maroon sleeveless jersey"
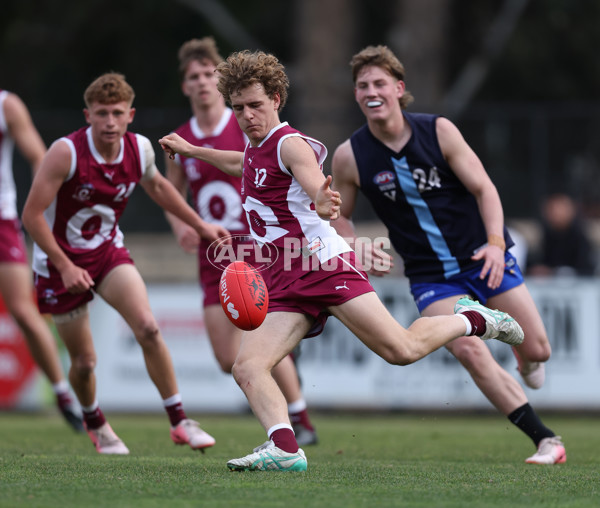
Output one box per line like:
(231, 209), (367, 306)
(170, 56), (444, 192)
(32, 127), (146, 277)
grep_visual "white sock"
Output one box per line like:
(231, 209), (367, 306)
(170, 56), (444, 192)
(267, 423), (294, 439)
(82, 399), (99, 413)
(162, 393), (182, 407)
(52, 380), (70, 395)
(456, 313), (472, 335)
(288, 398), (307, 414)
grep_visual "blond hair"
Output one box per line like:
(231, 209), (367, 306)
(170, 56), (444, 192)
(83, 73), (135, 108)
(216, 50), (289, 112)
(350, 45), (414, 108)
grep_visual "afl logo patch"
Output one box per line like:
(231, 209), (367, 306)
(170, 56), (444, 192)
(374, 171), (395, 185)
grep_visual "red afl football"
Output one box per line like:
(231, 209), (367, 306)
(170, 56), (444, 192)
(219, 261), (269, 331)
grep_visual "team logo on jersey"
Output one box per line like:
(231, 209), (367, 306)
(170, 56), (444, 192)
(374, 171), (395, 185)
(43, 289), (58, 306)
(374, 171), (397, 201)
(72, 183), (95, 202)
(302, 237), (325, 258)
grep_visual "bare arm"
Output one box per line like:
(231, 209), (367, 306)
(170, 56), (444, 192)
(4, 92), (46, 173)
(437, 116), (506, 288)
(331, 140), (393, 275)
(279, 136), (341, 220)
(331, 140), (360, 237)
(141, 170), (229, 243)
(22, 140), (95, 293)
(159, 132), (243, 177)
(163, 153), (200, 253)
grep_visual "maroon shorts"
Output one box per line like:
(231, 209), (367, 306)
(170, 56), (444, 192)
(0, 219), (28, 264)
(35, 244), (134, 314)
(262, 250), (374, 338)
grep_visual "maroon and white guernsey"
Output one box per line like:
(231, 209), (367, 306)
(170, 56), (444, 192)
(242, 122), (351, 263)
(32, 126), (156, 277)
(174, 109), (249, 234)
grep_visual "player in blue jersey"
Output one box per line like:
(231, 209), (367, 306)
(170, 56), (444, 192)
(331, 45), (565, 465)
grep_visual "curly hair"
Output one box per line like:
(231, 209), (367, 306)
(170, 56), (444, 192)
(83, 72), (135, 108)
(350, 45), (414, 109)
(177, 37), (223, 80)
(216, 50), (289, 112)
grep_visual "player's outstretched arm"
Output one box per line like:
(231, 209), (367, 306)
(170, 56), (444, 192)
(141, 170), (230, 243)
(159, 132), (244, 177)
(163, 150), (200, 253)
(331, 140), (360, 237)
(280, 136), (340, 220)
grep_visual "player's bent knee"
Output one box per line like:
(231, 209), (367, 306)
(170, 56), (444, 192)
(217, 358), (235, 374)
(231, 357), (270, 389)
(446, 340), (486, 367)
(230, 361), (246, 387)
(525, 338), (552, 363)
(540, 344), (552, 362)
(379, 345), (415, 366)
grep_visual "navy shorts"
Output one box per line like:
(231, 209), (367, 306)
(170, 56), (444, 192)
(410, 252), (524, 313)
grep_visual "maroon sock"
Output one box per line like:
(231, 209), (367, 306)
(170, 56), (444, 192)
(165, 401), (187, 427)
(83, 407), (106, 430)
(461, 310), (487, 337)
(56, 391), (74, 410)
(270, 428), (299, 453)
(290, 409), (314, 431)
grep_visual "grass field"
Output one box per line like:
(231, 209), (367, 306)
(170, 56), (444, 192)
(0, 411), (598, 507)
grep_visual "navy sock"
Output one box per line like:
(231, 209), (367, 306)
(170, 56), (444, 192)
(508, 403), (555, 447)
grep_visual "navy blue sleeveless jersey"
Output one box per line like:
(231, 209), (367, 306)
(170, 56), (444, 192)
(350, 111), (513, 283)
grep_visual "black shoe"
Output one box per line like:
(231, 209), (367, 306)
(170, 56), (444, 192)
(293, 423), (318, 446)
(60, 406), (85, 432)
